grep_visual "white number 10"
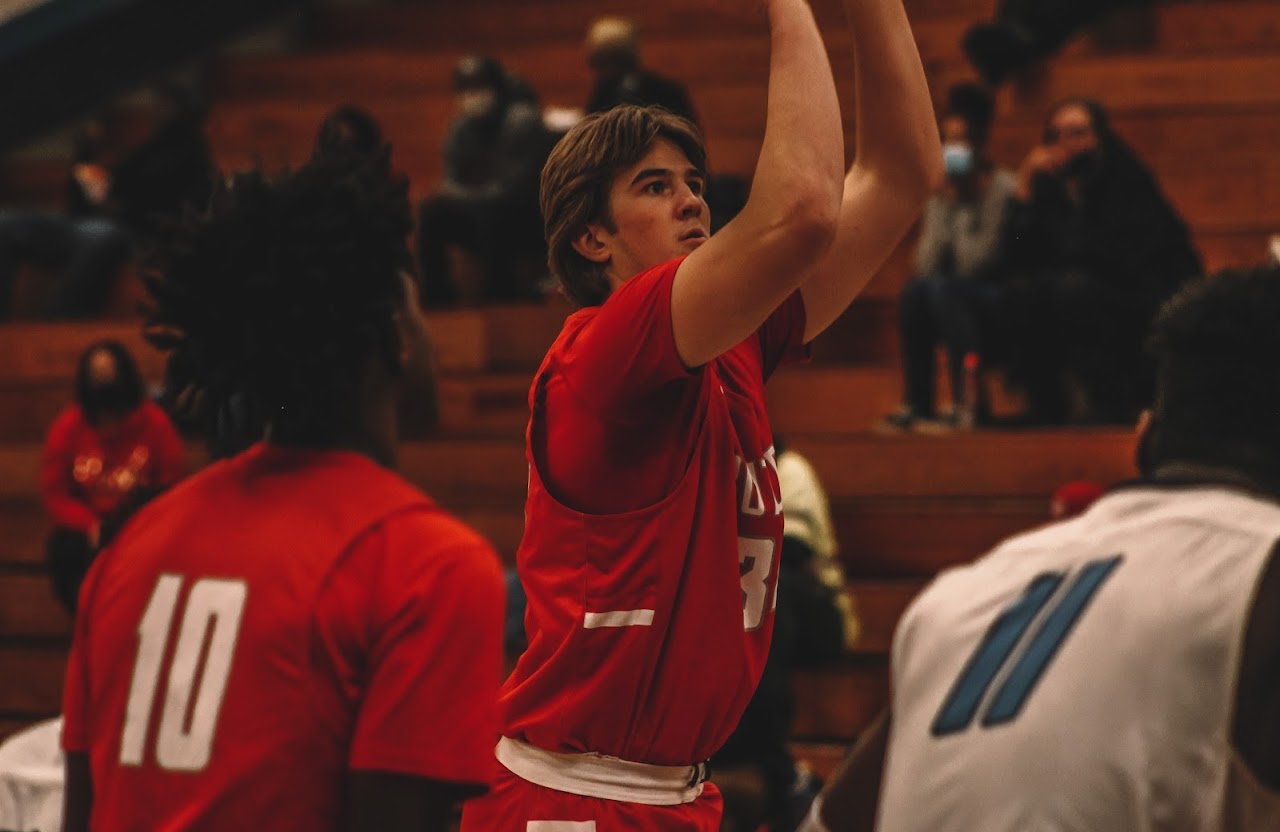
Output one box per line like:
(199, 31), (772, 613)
(119, 574), (247, 771)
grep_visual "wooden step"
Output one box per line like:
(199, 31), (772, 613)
(314, 0), (1275, 58)
(0, 647), (64, 718)
(835, 497), (1047, 578)
(0, 372), (539, 443)
(0, 430), (1135, 505)
(0, 500), (46, 567)
(1005, 53), (1280, 114)
(0, 574), (69, 641)
(312, 0), (995, 52)
(789, 430), (1135, 499)
(792, 656), (888, 742)
(0, 310), (504, 384)
(846, 579), (927, 654)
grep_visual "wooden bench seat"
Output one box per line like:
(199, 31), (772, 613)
(0, 428), (1132, 507)
(0, 577), (918, 744)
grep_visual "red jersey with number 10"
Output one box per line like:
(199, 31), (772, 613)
(501, 258), (807, 766)
(62, 444), (505, 830)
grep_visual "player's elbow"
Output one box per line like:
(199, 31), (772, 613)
(879, 146), (945, 208)
(777, 183), (841, 263)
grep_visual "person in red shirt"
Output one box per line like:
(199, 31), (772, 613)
(459, 0), (941, 829)
(41, 339), (185, 612)
(61, 151), (506, 832)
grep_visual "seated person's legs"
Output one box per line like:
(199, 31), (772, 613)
(0, 212), (76, 319)
(416, 190), (487, 305)
(891, 273), (945, 425)
(51, 218), (133, 319)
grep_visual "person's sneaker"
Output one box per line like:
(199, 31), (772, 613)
(948, 406), (976, 431)
(878, 406), (918, 432)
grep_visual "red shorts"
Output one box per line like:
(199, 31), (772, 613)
(460, 764), (724, 831)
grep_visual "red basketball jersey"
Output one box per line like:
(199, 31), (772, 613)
(501, 259), (807, 766)
(62, 444), (505, 830)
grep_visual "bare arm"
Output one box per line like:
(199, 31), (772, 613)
(671, 0), (844, 367)
(1230, 544), (1280, 806)
(62, 751), (91, 832)
(345, 771), (472, 832)
(799, 0), (944, 343)
(802, 710), (890, 832)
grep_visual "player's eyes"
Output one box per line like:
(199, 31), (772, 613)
(644, 181), (668, 195)
(689, 179), (705, 196)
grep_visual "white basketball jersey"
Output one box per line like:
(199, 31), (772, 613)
(877, 485), (1280, 832)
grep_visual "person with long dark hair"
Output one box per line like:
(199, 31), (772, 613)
(886, 83), (1017, 430)
(40, 340), (185, 611)
(999, 97), (1203, 424)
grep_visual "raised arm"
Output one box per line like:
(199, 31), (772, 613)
(671, 0), (844, 367)
(1228, 543), (1280, 828)
(799, 0), (944, 343)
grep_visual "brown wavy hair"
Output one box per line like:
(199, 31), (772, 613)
(540, 105), (706, 307)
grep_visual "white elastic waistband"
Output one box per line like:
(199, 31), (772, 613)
(495, 736), (707, 806)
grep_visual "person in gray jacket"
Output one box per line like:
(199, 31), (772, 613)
(887, 85), (1016, 430)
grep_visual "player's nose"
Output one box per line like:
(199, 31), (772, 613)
(675, 184), (703, 218)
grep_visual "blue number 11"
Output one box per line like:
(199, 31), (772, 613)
(931, 555), (1123, 736)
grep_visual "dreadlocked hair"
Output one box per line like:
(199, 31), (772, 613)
(144, 150), (413, 446)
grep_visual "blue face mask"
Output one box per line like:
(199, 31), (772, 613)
(943, 142), (975, 178)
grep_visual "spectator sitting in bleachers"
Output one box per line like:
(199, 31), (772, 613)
(885, 84), (1017, 431)
(998, 97), (1202, 425)
(40, 340), (185, 613)
(108, 82), (216, 246)
(0, 119), (132, 320)
(417, 55), (553, 306)
(584, 16), (697, 126)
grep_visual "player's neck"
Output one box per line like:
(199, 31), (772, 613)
(267, 401), (398, 470)
(1150, 462), (1276, 498)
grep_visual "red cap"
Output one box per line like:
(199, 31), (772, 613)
(1050, 480), (1104, 520)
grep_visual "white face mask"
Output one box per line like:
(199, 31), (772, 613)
(458, 89), (497, 116)
(942, 142), (975, 178)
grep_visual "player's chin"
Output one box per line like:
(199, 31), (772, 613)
(680, 236), (708, 252)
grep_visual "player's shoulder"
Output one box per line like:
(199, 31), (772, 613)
(550, 257), (686, 365)
(363, 505), (502, 578)
(0, 717), (62, 771)
(45, 403), (85, 439)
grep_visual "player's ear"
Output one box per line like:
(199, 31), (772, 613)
(572, 224), (612, 265)
(384, 272), (422, 375)
(1135, 409), (1158, 476)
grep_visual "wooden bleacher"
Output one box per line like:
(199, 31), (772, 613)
(2, 0), (1278, 774)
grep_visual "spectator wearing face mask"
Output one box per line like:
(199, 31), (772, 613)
(40, 341), (185, 612)
(416, 55), (554, 305)
(998, 98), (1202, 425)
(885, 85), (1017, 431)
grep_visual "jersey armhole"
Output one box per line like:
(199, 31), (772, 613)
(1231, 539), (1280, 792)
